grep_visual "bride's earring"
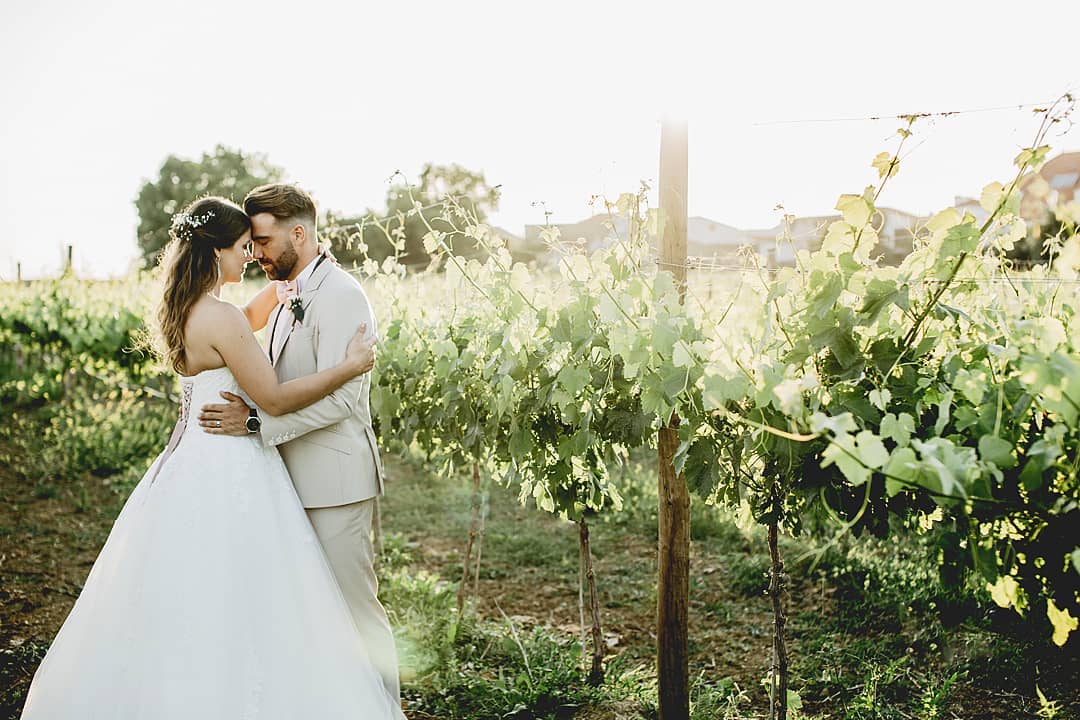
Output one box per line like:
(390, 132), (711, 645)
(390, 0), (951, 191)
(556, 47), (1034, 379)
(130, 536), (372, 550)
(216, 255), (223, 281)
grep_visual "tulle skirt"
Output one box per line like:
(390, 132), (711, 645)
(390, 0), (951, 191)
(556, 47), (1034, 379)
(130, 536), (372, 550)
(21, 419), (403, 719)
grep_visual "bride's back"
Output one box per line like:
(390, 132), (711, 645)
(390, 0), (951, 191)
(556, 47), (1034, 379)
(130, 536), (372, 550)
(181, 296), (232, 376)
(154, 196), (253, 378)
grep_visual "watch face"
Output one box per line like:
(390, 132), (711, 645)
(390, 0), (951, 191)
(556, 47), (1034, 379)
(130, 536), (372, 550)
(246, 417), (261, 432)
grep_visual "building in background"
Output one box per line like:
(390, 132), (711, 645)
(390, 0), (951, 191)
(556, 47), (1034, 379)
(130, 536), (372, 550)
(954, 150), (1080, 232)
(746, 207), (921, 268)
(1019, 151), (1080, 231)
(515, 153), (1080, 270)
(521, 207), (926, 268)
(523, 214), (760, 266)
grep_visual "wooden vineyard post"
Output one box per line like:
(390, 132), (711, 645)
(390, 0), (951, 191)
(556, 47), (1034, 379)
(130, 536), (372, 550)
(657, 117), (690, 720)
(578, 515), (605, 685)
(471, 488), (488, 600)
(767, 519), (789, 720)
(457, 460), (482, 616)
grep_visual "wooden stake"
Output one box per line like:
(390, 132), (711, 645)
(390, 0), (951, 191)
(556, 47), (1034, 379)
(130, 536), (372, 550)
(657, 117), (690, 720)
(579, 515), (604, 685)
(457, 460), (482, 616)
(768, 519), (789, 720)
(471, 489), (487, 600)
(578, 526), (588, 674)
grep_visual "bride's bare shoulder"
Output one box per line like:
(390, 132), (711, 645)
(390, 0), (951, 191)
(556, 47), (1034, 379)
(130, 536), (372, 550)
(186, 296), (247, 336)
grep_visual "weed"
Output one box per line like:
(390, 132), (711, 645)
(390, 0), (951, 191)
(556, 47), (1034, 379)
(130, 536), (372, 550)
(0, 639), (49, 719)
(725, 553), (770, 597)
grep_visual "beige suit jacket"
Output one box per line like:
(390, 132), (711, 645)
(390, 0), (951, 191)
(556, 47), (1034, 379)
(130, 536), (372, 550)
(257, 259), (385, 509)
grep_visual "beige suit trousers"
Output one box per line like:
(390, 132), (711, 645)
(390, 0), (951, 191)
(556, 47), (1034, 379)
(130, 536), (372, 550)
(306, 499), (400, 704)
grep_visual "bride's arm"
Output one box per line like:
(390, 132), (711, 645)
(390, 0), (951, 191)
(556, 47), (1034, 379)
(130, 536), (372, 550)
(211, 304), (375, 416)
(242, 281), (282, 332)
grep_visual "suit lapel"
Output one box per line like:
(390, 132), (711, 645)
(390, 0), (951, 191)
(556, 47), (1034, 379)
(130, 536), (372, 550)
(304, 252), (334, 293)
(271, 254), (333, 367)
(269, 304), (288, 366)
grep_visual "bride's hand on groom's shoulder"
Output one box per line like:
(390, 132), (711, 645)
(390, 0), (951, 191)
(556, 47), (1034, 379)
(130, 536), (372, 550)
(346, 322), (378, 376)
(319, 244), (339, 267)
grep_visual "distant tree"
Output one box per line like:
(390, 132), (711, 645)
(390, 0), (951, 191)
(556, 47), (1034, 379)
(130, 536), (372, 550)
(135, 145), (283, 268)
(322, 163), (500, 269)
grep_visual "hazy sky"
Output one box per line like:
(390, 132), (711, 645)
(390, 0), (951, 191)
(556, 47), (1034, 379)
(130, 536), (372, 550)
(2, 0), (1078, 278)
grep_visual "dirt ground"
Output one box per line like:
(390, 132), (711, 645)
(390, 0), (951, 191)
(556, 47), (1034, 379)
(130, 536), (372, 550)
(2, 450), (1077, 719)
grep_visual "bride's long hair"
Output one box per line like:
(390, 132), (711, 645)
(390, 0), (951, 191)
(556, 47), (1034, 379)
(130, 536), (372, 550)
(151, 196), (250, 374)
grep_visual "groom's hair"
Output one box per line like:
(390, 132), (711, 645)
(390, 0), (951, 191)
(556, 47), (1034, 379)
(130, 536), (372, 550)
(244, 184), (317, 232)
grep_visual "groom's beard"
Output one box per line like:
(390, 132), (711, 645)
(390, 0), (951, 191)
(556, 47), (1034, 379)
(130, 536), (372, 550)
(259, 246), (299, 281)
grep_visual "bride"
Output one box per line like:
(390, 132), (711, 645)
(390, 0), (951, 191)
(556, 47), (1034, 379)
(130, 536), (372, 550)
(20, 196), (405, 719)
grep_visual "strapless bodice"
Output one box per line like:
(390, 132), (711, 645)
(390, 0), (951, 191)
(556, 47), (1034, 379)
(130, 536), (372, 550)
(179, 367), (254, 436)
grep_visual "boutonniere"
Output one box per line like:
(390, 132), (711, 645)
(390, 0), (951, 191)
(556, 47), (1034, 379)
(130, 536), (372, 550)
(288, 296), (305, 326)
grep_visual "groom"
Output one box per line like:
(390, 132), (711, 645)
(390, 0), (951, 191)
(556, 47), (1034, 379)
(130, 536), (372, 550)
(197, 183), (400, 703)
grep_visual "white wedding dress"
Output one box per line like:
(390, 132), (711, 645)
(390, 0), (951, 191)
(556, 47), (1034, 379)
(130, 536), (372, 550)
(20, 367), (404, 719)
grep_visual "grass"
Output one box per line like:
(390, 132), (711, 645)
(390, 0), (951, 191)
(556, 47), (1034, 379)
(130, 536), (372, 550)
(0, 640), (49, 718)
(375, 454), (1080, 718)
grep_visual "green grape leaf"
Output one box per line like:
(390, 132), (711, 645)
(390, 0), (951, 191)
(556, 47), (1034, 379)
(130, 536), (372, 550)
(510, 425), (534, 460)
(597, 292), (623, 324)
(855, 430), (889, 469)
(938, 222), (980, 261)
(810, 412), (858, 437)
(557, 365), (591, 396)
(651, 317), (680, 359)
(672, 341), (694, 368)
(871, 152), (898, 180)
(1047, 598), (1077, 647)
(702, 371), (749, 411)
(979, 182), (1005, 214)
(641, 383), (670, 419)
(1019, 461), (1045, 492)
(884, 447), (917, 496)
(869, 388), (891, 412)
(987, 574), (1023, 612)
(821, 433), (870, 486)
(1014, 144), (1051, 172)
(880, 412), (914, 448)
(978, 434), (1016, 468)
(836, 194), (872, 228)
(661, 366), (688, 398)
(858, 277), (904, 324)
(934, 390), (954, 436)
(911, 438), (976, 499)
(684, 437), (720, 496)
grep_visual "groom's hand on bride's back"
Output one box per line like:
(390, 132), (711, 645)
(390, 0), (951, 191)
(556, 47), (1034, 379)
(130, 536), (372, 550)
(199, 320), (375, 435)
(199, 391), (252, 436)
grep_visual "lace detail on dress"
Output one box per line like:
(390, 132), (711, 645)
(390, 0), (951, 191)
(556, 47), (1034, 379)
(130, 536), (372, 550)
(181, 382), (194, 424)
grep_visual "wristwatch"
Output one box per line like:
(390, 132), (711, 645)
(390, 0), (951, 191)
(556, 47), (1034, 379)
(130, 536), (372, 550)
(246, 407), (261, 434)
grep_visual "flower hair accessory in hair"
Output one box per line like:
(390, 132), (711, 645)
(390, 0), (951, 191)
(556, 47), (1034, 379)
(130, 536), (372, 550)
(170, 210), (215, 241)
